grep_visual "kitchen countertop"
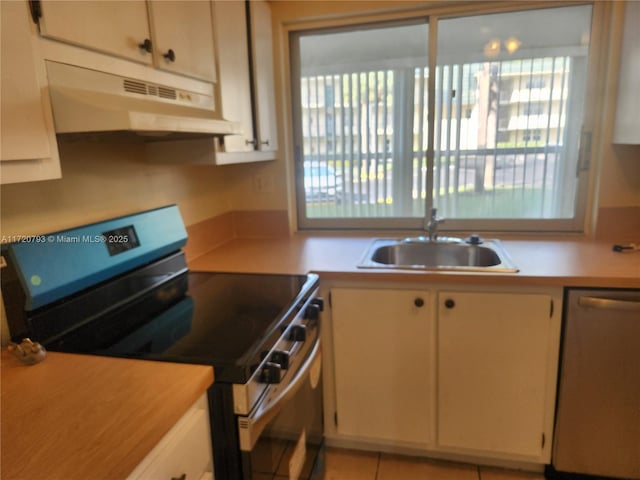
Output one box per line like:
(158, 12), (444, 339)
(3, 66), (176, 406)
(1, 350), (213, 480)
(2, 233), (634, 480)
(189, 234), (640, 288)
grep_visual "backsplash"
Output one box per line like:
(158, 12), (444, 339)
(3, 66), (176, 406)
(0, 141), (232, 238)
(184, 210), (289, 261)
(595, 206), (640, 242)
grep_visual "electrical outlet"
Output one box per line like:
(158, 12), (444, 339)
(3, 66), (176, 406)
(253, 174), (275, 193)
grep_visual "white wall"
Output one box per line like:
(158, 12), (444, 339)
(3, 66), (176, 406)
(0, 141), (232, 237)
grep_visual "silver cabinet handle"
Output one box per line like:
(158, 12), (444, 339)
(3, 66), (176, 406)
(578, 296), (640, 312)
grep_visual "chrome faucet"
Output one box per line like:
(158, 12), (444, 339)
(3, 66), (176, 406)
(425, 207), (444, 241)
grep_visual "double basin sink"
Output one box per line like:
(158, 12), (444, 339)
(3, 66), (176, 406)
(358, 236), (519, 273)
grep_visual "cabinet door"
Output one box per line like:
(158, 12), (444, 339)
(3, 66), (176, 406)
(249, 0), (278, 152)
(437, 291), (554, 459)
(213, 0), (255, 152)
(38, 1), (152, 65)
(127, 394), (213, 479)
(331, 288), (433, 446)
(613, 1), (640, 144)
(148, 1), (217, 82)
(1, 0), (61, 184)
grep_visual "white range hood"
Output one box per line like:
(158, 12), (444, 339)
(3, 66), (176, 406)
(45, 61), (241, 140)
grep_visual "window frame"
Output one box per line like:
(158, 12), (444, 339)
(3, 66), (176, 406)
(288, 1), (607, 233)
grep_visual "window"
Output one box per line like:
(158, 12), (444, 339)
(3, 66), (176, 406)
(291, 4), (597, 232)
(524, 104), (545, 116)
(523, 129), (542, 142)
(526, 75), (547, 89)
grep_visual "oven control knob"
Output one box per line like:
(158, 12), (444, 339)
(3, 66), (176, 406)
(270, 350), (290, 370)
(311, 297), (325, 312)
(288, 325), (307, 342)
(259, 362), (282, 384)
(304, 304), (320, 321)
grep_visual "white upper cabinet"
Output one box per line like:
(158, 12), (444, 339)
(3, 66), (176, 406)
(35, 0), (217, 82)
(1, 0), (61, 184)
(213, 0), (278, 163)
(37, 0), (152, 65)
(249, 0), (278, 153)
(147, 1), (217, 83)
(213, 0), (255, 153)
(613, 0), (640, 144)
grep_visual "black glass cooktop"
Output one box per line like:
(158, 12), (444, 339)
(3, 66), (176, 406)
(38, 266), (318, 383)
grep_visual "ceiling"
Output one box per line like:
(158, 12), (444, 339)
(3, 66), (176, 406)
(299, 5), (592, 74)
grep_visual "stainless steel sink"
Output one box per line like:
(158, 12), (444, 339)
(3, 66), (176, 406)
(358, 237), (519, 272)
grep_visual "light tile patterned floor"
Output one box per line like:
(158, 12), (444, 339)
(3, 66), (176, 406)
(324, 448), (546, 480)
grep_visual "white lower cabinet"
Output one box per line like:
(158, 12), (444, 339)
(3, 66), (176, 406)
(128, 394), (213, 480)
(326, 284), (562, 466)
(331, 288), (434, 447)
(437, 291), (560, 462)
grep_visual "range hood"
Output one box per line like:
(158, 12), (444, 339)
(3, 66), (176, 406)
(45, 61), (241, 140)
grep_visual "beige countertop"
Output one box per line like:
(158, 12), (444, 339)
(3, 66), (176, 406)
(0, 233), (636, 480)
(1, 351), (213, 480)
(189, 234), (640, 288)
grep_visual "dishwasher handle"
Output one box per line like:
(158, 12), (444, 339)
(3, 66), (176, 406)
(578, 296), (640, 312)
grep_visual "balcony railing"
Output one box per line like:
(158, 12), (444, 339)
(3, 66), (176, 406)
(300, 56), (573, 220)
(303, 144), (565, 219)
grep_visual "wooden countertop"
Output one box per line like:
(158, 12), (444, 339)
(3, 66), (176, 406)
(1, 351), (213, 480)
(189, 234), (640, 288)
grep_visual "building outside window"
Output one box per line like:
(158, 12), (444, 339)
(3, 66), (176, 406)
(523, 129), (543, 142)
(290, 4), (597, 232)
(526, 75), (547, 89)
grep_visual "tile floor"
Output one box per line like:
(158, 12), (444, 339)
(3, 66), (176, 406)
(324, 448), (546, 480)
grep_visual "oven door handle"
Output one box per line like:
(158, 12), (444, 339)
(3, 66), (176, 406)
(238, 338), (321, 451)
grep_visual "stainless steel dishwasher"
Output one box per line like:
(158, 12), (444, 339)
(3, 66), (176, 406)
(552, 288), (640, 479)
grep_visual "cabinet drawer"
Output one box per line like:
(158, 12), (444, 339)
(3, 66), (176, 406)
(128, 395), (213, 480)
